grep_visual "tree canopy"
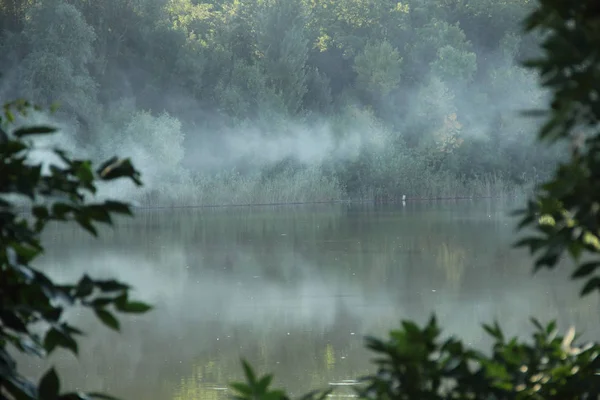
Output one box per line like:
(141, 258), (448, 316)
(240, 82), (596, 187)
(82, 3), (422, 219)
(0, 0), (559, 205)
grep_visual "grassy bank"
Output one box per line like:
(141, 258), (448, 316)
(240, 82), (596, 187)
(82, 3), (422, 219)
(131, 167), (536, 208)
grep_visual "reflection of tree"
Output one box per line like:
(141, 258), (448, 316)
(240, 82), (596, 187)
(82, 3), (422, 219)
(43, 203), (519, 291)
(169, 306), (373, 400)
(172, 358), (230, 400)
(434, 113), (464, 154)
(435, 242), (466, 291)
(35, 202), (598, 399)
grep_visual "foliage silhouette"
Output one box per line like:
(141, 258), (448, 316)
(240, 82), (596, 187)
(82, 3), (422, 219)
(0, 99), (150, 400)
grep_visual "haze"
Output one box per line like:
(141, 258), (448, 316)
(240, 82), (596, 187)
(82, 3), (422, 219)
(0, 0), (560, 206)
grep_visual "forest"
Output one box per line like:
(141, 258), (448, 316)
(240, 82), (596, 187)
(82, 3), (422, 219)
(0, 0), (559, 205)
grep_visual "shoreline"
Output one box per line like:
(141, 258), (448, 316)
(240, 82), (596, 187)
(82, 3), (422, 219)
(131, 195), (523, 211)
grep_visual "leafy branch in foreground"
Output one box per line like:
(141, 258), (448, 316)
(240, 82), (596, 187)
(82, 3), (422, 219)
(231, 317), (600, 400)
(357, 317), (600, 399)
(513, 0), (600, 296)
(0, 100), (150, 400)
(230, 360), (331, 400)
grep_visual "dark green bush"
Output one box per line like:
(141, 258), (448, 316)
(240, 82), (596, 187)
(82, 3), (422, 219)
(232, 318), (600, 400)
(0, 100), (150, 400)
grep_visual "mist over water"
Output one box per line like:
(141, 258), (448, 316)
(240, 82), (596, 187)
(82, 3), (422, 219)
(183, 118), (384, 172)
(19, 201), (599, 399)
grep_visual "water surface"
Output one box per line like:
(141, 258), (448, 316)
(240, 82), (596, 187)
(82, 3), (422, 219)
(22, 200), (600, 399)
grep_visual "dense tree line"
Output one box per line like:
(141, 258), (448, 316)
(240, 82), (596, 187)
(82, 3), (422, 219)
(0, 0), (559, 203)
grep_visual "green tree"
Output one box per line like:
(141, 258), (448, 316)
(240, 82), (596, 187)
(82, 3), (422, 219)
(0, 0), (29, 32)
(353, 41), (403, 100)
(0, 100), (150, 399)
(403, 17), (473, 84)
(0, 0), (586, 204)
(430, 45), (477, 84)
(18, 0), (99, 139)
(215, 58), (286, 124)
(303, 67), (333, 115)
(256, 0), (310, 115)
(451, 0), (535, 51)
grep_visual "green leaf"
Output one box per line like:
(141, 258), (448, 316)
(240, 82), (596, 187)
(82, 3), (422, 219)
(43, 328), (79, 355)
(87, 393), (122, 400)
(566, 241), (583, 260)
(571, 262), (600, 279)
(257, 374), (273, 393)
(580, 276), (600, 296)
(401, 320), (423, 340)
(33, 205), (49, 220)
(75, 275), (95, 297)
(241, 359), (257, 385)
(5, 108), (15, 123)
(51, 203), (76, 219)
(482, 321), (504, 342)
(95, 279), (130, 292)
(97, 158), (142, 185)
(514, 237), (547, 252)
(75, 163), (95, 186)
(90, 298), (115, 308)
(530, 318), (544, 331)
(83, 205), (112, 224)
(13, 126), (57, 137)
(0, 311), (28, 332)
(3, 139), (28, 154)
(94, 308), (120, 331)
(53, 149), (73, 167)
(546, 320), (557, 336)
(103, 200), (132, 215)
(115, 301), (152, 314)
(230, 382), (253, 396)
(75, 216), (98, 236)
(38, 368), (60, 400)
(534, 252), (560, 270)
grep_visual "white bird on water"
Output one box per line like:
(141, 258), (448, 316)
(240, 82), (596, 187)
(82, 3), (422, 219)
(402, 194), (406, 206)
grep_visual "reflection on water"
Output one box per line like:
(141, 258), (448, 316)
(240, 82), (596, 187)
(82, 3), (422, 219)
(19, 200), (600, 399)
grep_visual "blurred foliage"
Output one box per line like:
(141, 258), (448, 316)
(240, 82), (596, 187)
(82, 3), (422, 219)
(514, 0), (600, 297)
(353, 41), (403, 99)
(0, 100), (150, 399)
(359, 317), (600, 399)
(231, 317), (600, 400)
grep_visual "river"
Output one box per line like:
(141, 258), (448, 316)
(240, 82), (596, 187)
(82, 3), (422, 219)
(20, 199), (600, 399)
